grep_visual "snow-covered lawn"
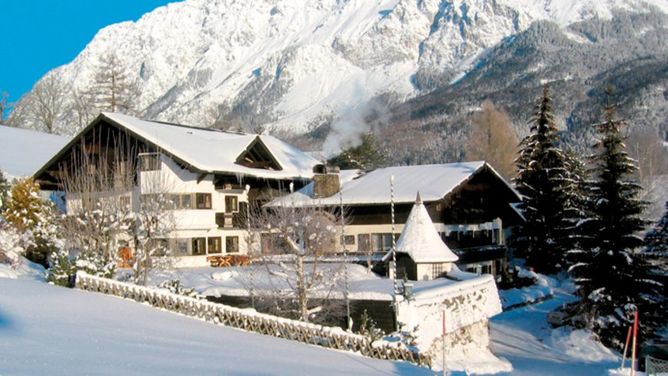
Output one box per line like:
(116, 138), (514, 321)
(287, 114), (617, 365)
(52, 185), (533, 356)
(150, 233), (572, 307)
(0, 276), (430, 375)
(0, 259), (632, 375)
(147, 263), (476, 301)
(491, 281), (620, 376)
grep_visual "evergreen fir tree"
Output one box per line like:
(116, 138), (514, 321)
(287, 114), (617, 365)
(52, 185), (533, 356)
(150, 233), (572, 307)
(328, 133), (386, 170)
(514, 85), (579, 273)
(563, 149), (590, 267)
(3, 178), (60, 266)
(568, 96), (663, 348)
(46, 249), (76, 287)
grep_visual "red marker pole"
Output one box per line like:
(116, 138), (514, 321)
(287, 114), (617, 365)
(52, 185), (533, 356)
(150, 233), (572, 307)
(621, 325), (632, 369)
(631, 310), (639, 376)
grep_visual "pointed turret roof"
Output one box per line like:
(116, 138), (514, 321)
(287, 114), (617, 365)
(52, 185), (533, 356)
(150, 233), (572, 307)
(395, 193), (459, 263)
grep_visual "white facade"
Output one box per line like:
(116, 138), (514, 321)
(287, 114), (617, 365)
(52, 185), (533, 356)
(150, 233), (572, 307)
(37, 113), (322, 268)
(140, 154), (251, 266)
(65, 153), (254, 267)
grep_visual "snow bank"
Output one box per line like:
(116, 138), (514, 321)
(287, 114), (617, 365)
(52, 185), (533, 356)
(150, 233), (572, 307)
(0, 277), (430, 375)
(548, 327), (618, 363)
(500, 282), (553, 310)
(499, 268), (556, 310)
(0, 257), (45, 281)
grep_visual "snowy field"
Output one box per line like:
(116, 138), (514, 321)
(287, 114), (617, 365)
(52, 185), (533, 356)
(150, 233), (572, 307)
(0, 260), (631, 375)
(0, 276), (430, 375)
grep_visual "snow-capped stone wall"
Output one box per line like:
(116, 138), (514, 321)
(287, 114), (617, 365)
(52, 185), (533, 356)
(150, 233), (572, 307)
(396, 273), (510, 373)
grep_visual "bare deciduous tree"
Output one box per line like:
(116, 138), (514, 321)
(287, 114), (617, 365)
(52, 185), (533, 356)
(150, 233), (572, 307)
(58, 135), (174, 285)
(249, 203), (345, 323)
(465, 100), (519, 179)
(69, 89), (95, 131)
(85, 52), (140, 115)
(128, 169), (176, 286)
(58, 137), (137, 266)
(10, 75), (69, 133)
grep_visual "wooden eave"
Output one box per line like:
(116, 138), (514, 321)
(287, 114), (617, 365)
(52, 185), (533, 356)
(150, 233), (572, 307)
(33, 113), (204, 187)
(234, 136), (283, 171)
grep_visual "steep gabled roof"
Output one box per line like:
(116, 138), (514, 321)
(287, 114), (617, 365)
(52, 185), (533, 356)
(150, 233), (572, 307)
(267, 161), (520, 207)
(35, 112), (320, 180)
(395, 193), (459, 263)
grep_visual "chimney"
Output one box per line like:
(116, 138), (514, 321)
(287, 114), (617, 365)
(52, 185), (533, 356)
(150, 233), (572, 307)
(312, 164), (340, 198)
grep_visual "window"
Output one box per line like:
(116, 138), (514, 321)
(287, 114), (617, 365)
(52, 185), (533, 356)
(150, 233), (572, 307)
(358, 234), (371, 252)
(140, 194), (159, 209)
(181, 194), (192, 209)
(147, 239), (169, 256)
(226, 236), (239, 253)
(225, 195), (239, 213)
(139, 153), (161, 171)
(174, 239), (189, 256)
(207, 237), (222, 254)
(343, 235), (355, 245)
(169, 194), (181, 209)
(215, 213), (226, 228)
(431, 263), (444, 279)
(372, 233), (394, 251)
(482, 264), (493, 275)
(196, 193), (212, 209)
(191, 238), (206, 256)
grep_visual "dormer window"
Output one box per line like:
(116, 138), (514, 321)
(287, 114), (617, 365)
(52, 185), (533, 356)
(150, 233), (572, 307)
(139, 152), (161, 171)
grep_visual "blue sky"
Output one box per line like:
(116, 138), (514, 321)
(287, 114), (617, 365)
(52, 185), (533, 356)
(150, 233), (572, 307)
(0, 0), (180, 103)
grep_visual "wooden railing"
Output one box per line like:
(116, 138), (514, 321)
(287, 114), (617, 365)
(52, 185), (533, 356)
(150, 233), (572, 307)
(75, 272), (431, 368)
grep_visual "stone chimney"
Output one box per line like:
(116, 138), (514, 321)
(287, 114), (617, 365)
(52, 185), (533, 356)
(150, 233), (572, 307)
(312, 164), (340, 198)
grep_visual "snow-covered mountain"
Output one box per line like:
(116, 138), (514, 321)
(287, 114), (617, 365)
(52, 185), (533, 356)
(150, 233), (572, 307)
(16, 0), (668, 139)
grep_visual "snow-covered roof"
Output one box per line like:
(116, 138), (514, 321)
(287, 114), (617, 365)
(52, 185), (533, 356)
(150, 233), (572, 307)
(395, 194), (459, 263)
(39, 112), (320, 180)
(104, 113), (319, 179)
(267, 161), (517, 207)
(0, 126), (68, 178)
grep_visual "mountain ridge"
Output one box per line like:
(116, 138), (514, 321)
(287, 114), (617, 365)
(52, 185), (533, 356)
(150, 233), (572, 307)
(10, 0), (668, 151)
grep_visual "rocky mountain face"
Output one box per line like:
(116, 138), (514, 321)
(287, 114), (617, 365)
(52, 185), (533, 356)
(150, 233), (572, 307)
(12, 0), (668, 159)
(380, 10), (668, 164)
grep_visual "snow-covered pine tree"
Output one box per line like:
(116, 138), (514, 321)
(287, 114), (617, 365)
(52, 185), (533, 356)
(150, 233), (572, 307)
(3, 178), (61, 266)
(514, 85), (579, 273)
(568, 96), (663, 348)
(327, 133), (386, 171)
(563, 149), (590, 268)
